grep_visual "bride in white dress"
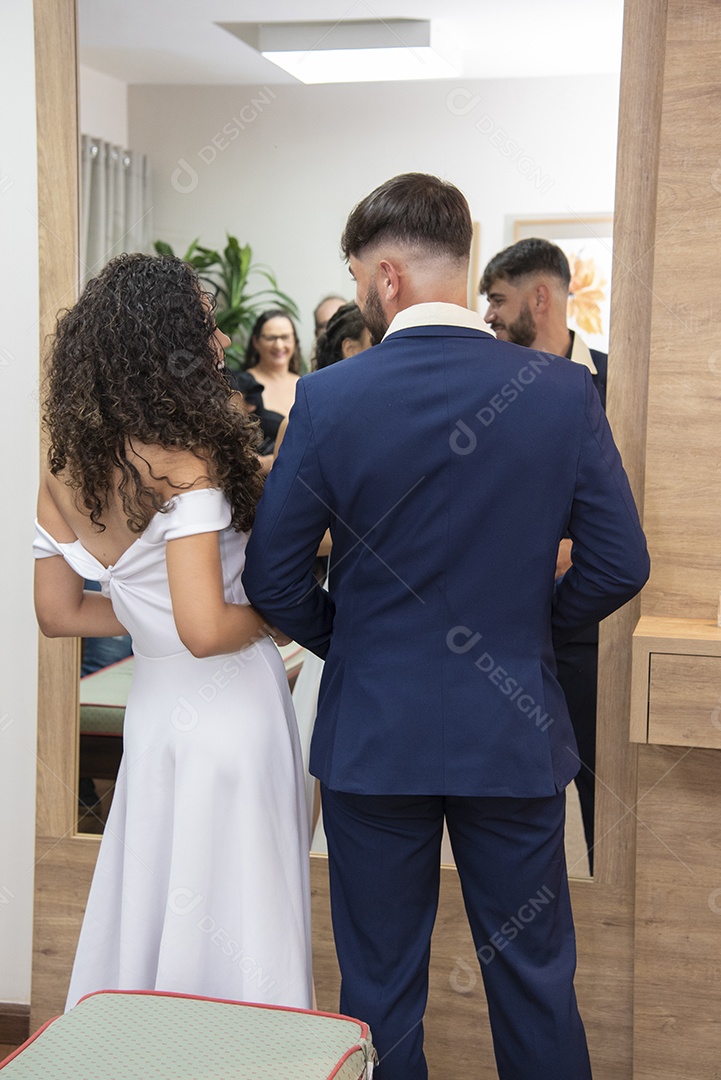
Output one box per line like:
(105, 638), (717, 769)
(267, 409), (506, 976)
(33, 253), (312, 1011)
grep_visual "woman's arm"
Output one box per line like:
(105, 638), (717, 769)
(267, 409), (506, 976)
(35, 558), (128, 638)
(34, 475), (127, 638)
(166, 531), (271, 658)
(272, 416), (289, 460)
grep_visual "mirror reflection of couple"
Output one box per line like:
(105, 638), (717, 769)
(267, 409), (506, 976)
(35, 174), (648, 1080)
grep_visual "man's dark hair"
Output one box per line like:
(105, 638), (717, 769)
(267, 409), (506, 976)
(479, 238), (571, 295)
(341, 172), (472, 262)
(315, 303), (369, 370)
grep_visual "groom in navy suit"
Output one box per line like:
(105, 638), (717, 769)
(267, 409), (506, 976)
(244, 173), (649, 1079)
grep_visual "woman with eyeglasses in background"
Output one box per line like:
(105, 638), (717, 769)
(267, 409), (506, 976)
(242, 310), (303, 454)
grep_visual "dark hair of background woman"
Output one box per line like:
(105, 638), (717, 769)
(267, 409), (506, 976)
(315, 303), (369, 370)
(43, 253), (264, 534)
(243, 309), (303, 374)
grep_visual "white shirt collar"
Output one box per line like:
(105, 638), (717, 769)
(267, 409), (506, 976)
(383, 302), (489, 340)
(382, 305), (599, 377)
(568, 331), (598, 375)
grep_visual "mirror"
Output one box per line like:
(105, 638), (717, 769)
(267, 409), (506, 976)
(73, 2), (626, 882)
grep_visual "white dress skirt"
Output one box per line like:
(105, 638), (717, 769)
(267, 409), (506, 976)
(33, 488), (312, 1011)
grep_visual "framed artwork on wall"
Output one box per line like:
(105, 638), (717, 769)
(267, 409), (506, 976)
(512, 215), (613, 352)
(466, 221), (481, 311)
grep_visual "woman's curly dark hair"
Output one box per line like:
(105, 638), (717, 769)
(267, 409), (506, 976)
(315, 302), (369, 370)
(43, 252), (264, 533)
(243, 309), (303, 374)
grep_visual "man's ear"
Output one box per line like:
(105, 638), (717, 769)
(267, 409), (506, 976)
(533, 281), (552, 314)
(378, 259), (401, 301)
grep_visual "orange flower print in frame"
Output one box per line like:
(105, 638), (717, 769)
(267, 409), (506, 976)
(568, 253), (607, 338)
(512, 217), (613, 352)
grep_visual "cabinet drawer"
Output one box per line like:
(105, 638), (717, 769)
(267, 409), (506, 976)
(648, 653), (721, 748)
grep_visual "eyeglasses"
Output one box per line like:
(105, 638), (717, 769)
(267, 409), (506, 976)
(258, 333), (294, 345)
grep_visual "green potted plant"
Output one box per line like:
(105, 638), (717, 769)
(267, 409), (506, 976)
(154, 234), (299, 369)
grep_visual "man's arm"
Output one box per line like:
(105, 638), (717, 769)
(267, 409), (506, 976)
(243, 380), (335, 657)
(552, 370), (650, 643)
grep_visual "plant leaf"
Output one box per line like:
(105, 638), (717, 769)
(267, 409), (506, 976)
(181, 238), (199, 261)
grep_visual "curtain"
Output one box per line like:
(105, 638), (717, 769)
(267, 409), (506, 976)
(80, 135), (152, 287)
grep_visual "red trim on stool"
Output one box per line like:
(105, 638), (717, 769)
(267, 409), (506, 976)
(76, 989), (370, 1038)
(325, 1041), (370, 1080)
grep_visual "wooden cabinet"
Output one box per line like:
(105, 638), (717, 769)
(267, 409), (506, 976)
(631, 617), (721, 747)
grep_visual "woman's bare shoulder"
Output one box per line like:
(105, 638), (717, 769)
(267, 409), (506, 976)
(37, 469), (79, 541)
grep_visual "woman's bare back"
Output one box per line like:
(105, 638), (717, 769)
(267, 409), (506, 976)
(42, 443), (213, 569)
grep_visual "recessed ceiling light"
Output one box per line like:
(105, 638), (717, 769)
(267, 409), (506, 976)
(221, 19), (462, 84)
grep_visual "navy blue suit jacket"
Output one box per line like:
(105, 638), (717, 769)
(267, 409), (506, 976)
(243, 322), (649, 798)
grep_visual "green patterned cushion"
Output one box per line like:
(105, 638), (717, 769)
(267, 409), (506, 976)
(79, 658), (133, 736)
(0, 991), (375, 1078)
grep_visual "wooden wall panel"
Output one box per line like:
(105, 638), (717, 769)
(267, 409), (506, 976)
(31, 0), (87, 1029)
(566, 3), (669, 1073)
(593, 0), (668, 896)
(630, 1), (721, 1076)
(33, 0), (81, 843)
(641, 0), (721, 620)
(633, 746), (721, 1079)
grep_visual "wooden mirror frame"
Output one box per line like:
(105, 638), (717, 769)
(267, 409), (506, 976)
(31, 1), (664, 1073)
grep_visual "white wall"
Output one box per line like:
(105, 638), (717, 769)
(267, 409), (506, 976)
(80, 64), (128, 146)
(128, 74), (619, 355)
(0, 0), (40, 1006)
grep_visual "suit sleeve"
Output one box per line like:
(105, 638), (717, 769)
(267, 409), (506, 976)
(552, 369), (650, 644)
(243, 378), (335, 658)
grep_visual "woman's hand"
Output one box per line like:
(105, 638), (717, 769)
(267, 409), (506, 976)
(266, 626), (292, 648)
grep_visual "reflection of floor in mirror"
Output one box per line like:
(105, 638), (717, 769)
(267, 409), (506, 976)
(77, 778), (115, 835)
(564, 780), (591, 879)
(77, 776), (591, 876)
(310, 779), (592, 880)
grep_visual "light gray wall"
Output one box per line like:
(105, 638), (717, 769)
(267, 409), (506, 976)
(0, 0), (40, 1006)
(80, 64), (129, 146)
(129, 74), (619, 356)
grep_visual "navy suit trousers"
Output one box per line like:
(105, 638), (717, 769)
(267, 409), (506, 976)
(321, 787), (592, 1080)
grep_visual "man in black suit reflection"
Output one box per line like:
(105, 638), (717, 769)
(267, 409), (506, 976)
(481, 238), (608, 874)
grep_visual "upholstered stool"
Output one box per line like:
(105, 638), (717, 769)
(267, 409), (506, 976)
(0, 991), (375, 1078)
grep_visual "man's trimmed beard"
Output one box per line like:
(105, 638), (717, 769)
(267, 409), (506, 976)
(506, 300), (537, 349)
(360, 280), (390, 343)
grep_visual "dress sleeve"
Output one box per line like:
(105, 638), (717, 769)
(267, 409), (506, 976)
(33, 520), (67, 559)
(161, 489), (232, 541)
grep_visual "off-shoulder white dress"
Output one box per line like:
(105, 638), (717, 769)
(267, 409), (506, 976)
(33, 488), (312, 1011)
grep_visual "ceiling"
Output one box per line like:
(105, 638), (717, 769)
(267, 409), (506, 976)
(78, 0), (625, 85)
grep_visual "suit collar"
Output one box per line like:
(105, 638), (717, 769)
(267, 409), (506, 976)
(383, 302), (489, 340)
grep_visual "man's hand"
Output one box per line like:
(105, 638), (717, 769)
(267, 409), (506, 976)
(556, 538), (573, 579)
